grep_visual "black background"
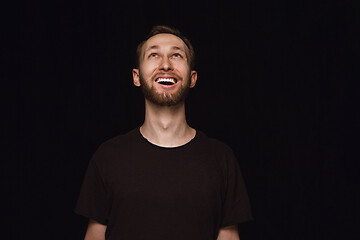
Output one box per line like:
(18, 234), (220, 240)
(3, 0), (359, 239)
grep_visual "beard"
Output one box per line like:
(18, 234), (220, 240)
(139, 72), (191, 107)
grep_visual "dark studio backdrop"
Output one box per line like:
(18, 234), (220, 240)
(3, 0), (359, 239)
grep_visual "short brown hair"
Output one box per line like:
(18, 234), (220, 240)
(135, 25), (195, 70)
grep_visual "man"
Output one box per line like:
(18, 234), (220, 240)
(75, 25), (253, 240)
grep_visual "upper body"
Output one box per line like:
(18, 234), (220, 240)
(76, 128), (253, 239)
(75, 25), (253, 239)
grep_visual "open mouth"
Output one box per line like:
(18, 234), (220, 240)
(155, 77), (177, 86)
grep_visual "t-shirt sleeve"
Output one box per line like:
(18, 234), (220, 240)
(74, 153), (109, 225)
(221, 148), (253, 227)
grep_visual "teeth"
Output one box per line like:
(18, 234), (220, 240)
(156, 78), (176, 84)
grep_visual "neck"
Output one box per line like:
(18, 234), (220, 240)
(140, 100), (195, 147)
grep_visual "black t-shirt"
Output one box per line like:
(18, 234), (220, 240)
(75, 128), (253, 240)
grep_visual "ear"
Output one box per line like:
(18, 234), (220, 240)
(132, 68), (141, 87)
(189, 70), (198, 88)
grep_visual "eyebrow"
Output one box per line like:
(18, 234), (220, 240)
(145, 45), (159, 52)
(171, 46), (184, 51)
(144, 45), (186, 53)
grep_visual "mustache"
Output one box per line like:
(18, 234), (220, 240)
(152, 72), (182, 81)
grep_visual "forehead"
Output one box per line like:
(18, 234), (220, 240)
(143, 33), (187, 52)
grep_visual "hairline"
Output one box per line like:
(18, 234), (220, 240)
(138, 33), (191, 68)
(136, 32), (195, 70)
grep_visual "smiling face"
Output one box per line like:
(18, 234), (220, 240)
(133, 33), (197, 106)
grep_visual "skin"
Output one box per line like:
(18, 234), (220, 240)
(132, 33), (197, 147)
(84, 220), (106, 240)
(84, 33), (240, 240)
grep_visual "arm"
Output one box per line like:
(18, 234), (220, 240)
(84, 219), (107, 240)
(217, 225), (240, 240)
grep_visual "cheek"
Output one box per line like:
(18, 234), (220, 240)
(178, 65), (191, 77)
(140, 63), (158, 76)
(172, 60), (190, 72)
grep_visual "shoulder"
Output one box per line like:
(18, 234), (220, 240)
(99, 128), (137, 148)
(195, 130), (234, 156)
(195, 130), (240, 174)
(91, 128), (139, 165)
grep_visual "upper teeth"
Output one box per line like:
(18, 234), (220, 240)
(156, 78), (176, 84)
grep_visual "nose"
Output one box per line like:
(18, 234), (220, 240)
(159, 57), (172, 71)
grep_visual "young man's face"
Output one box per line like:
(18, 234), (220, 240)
(132, 33), (197, 106)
